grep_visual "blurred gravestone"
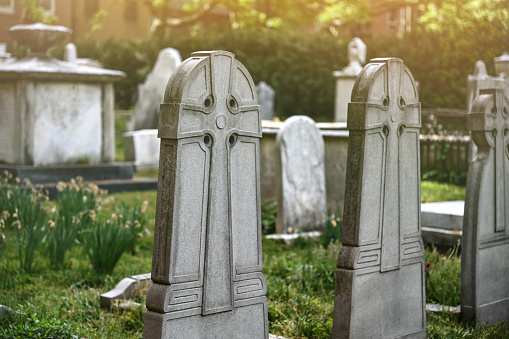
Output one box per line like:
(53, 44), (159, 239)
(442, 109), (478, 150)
(127, 48), (181, 131)
(276, 115), (326, 234)
(143, 50), (268, 338)
(461, 87), (509, 325)
(332, 37), (366, 123)
(332, 58), (426, 338)
(256, 81), (275, 120)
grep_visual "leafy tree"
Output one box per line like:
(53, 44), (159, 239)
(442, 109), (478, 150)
(20, 0), (57, 24)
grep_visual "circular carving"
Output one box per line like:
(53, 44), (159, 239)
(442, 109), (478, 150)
(216, 115), (226, 129)
(204, 134), (212, 147)
(229, 134), (238, 146)
(383, 125), (389, 137)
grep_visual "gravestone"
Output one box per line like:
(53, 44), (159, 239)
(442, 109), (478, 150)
(332, 58), (426, 338)
(144, 50), (268, 338)
(276, 116), (326, 234)
(256, 81), (275, 120)
(126, 48), (182, 131)
(333, 37), (367, 123)
(461, 88), (509, 325)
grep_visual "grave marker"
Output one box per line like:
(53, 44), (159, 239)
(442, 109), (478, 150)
(276, 115), (326, 234)
(256, 81), (275, 120)
(461, 88), (509, 325)
(332, 58), (426, 338)
(143, 50), (268, 338)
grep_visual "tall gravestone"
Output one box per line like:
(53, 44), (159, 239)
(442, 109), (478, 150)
(461, 87), (509, 325)
(276, 115), (326, 234)
(332, 58), (426, 338)
(256, 81), (275, 120)
(143, 50), (268, 338)
(127, 48), (182, 131)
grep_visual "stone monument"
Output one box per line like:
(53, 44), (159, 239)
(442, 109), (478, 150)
(461, 87), (509, 325)
(332, 58), (426, 338)
(276, 115), (326, 234)
(143, 50), (268, 338)
(256, 81), (275, 120)
(0, 23), (124, 166)
(332, 37), (366, 123)
(126, 48), (182, 131)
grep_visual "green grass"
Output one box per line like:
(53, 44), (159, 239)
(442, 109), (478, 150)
(1, 182), (508, 338)
(421, 181), (466, 203)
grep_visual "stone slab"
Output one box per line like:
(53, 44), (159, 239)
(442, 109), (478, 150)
(123, 129), (160, 171)
(101, 273), (152, 309)
(421, 201), (463, 247)
(0, 163), (134, 183)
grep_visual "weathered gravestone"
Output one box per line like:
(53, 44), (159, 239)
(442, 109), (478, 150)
(332, 58), (426, 338)
(127, 48), (182, 131)
(256, 81), (275, 120)
(276, 115), (326, 234)
(143, 50), (268, 338)
(461, 88), (509, 325)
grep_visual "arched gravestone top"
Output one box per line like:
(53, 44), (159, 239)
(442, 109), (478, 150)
(461, 88), (509, 325)
(333, 58), (425, 339)
(144, 50), (268, 338)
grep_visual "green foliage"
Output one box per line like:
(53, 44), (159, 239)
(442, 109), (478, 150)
(65, 21), (508, 121)
(420, 181), (466, 203)
(261, 199), (277, 234)
(0, 312), (76, 339)
(19, 0), (57, 24)
(113, 202), (149, 255)
(71, 29), (347, 120)
(427, 311), (509, 338)
(425, 245), (462, 306)
(82, 220), (134, 275)
(0, 173), (49, 272)
(263, 238), (336, 338)
(319, 206), (342, 249)
(45, 179), (103, 269)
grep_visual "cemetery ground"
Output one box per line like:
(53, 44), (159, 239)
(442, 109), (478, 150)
(0, 177), (508, 338)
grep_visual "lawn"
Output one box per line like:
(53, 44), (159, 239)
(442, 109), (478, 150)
(0, 178), (507, 338)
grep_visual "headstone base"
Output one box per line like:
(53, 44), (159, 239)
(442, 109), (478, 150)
(143, 297), (268, 338)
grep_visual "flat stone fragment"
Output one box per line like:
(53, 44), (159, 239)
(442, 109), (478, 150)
(100, 273), (152, 309)
(123, 129), (160, 171)
(144, 50), (268, 338)
(332, 58), (426, 338)
(421, 201), (464, 248)
(461, 87), (509, 325)
(276, 116), (326, 234)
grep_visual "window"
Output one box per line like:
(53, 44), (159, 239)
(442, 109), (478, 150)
(0, 0), (14, 15)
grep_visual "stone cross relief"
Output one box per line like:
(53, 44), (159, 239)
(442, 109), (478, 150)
(333, 58), (425, 339)
(144, 50), (267, 338)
